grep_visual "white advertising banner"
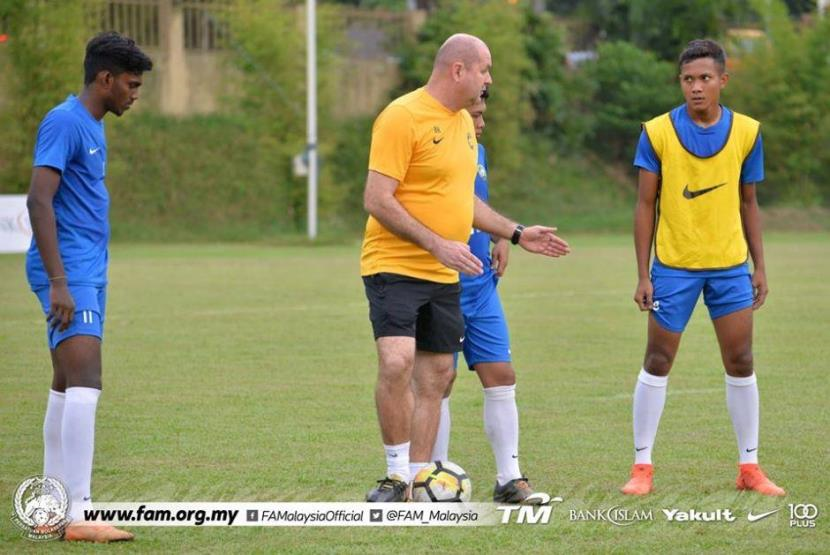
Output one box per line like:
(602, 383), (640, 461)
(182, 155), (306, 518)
(0, 195), (32, 254)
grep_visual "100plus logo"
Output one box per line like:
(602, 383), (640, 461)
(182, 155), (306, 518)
(789, 504), (818, 528)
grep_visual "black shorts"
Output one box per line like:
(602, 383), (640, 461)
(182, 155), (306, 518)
(363, 272), (465, 353)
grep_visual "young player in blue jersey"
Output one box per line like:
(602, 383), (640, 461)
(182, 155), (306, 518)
(26, 32), (152, 542)
(430, 90), (543, 504)
(621, 39), (784, 496)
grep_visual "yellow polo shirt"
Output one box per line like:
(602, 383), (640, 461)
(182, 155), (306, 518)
(360, 88), (478, 283)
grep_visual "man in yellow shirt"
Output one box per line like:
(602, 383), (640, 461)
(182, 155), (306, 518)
(361, 33), (570, 502)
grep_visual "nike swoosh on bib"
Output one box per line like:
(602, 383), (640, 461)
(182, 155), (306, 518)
(683, 182), (726, 199)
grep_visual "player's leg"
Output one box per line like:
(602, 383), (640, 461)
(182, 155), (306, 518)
(429, 365), (455, 463)
(363, 274), (424, 501)
(623, 274), (699, 495)
(709, 279), (785, 496)
(411, 281), (464, 480)
(43, 351), (66, 481)
(55, 334), (133, 542)
(411, 350), (455, 480)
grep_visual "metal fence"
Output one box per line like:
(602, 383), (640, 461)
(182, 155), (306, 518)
(87, 0), (230, 51)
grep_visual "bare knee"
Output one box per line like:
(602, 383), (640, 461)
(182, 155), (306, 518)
(643, 348), (675, 377)
(378, 350), (414, 391)
(724, 349), (754, 377)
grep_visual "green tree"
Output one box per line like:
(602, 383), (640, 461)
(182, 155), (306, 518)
(0, 0), (89, 193)
(582, 41), (677, 163)
(225, 0), (342, 230)
(726, 0), (829, 205)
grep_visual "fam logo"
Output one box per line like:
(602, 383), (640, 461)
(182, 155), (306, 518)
(497, 493), (563, 524)
(10, 475), (71, 541)
(569, 506), (653, 526)
(663, 508), (736, 522)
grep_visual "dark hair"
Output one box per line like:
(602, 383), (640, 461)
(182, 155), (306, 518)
(678, 39), (726, 72)
(84, 32), (153, 85)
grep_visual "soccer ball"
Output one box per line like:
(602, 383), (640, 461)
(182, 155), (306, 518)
(411, 461), (472, 502)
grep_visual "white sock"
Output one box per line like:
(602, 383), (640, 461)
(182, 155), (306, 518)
(726, 374), (759, 464)
(409, 462), (430, 482)
(430, 397), (451, 462)
(632, 368), (668, 465)
(384, 441), (410, 482)
(43, 390), (65, 482)
(62, 387), (100, 522)
(483, 385), (522, 486)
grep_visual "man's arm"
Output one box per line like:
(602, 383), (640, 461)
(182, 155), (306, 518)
(363, 170), (483, 275)
(27, 167), (75, 331)
(740, 183), (768, 309)
(472, 196), (569, 257)
(633, 169), (659, 311)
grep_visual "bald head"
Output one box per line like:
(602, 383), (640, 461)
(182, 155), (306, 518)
(425, 33), (492, 112)
(433, 33), (488, 71)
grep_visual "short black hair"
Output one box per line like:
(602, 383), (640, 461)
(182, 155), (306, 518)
(84, 32), (153, 85)
(678, 39), (726, 73)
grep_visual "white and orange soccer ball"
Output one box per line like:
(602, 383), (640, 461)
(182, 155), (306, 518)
(411, 461), (472, 502)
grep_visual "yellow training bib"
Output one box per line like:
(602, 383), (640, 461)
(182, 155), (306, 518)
(643, 110), (760, 270)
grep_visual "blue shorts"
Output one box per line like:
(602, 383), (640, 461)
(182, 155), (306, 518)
(457, 276), (511, 370)
(33, 285), (107, 349)
(651, 267), (753, 333)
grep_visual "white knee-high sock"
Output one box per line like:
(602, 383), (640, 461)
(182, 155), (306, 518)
(430, 397), (451, 463)
(384, 441), (410, 482)
(44, 389), (66, 482)
(725, 374), (759, 464)
(483, 385), (522, 486)
(632, 368), (668, 465)
(62, 387), (100, 522)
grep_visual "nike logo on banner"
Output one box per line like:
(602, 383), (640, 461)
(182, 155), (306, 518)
(683, 182), (726, 199)
(747, 508), (782, 522)
(89, 147), (101, 155)
(635, 446), (648, 452)
(432, 137), (444, 144)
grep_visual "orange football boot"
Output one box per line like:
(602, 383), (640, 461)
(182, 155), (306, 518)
(64, 523), (134, 543)
(736, 464), (786, 496)
(621, 463), (654, 495)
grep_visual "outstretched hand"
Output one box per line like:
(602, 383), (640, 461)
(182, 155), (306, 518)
(518, 226), (570, 257)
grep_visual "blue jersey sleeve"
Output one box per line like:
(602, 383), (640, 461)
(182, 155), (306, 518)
(633, 129), (660, 174)
(33, 110), (78, 173)
(740, 132), (764, 184)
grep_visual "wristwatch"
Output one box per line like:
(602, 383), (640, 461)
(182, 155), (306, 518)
(510, 224), (525, 245)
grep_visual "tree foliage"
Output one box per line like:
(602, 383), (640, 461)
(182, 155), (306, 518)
(0, 0), (89, 192)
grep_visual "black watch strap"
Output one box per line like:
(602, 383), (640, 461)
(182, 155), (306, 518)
(510, 224), (525, 245)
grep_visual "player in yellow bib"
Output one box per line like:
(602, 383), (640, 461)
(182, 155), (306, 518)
(621, 40), (784, 496)
(361, 34), (570, 502)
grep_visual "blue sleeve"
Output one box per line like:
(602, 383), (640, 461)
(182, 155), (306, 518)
(633, 129), (660, 174)
(33, 110), (78, 173)
(740, 133), (764, 184)
(480, 144), (488, 172)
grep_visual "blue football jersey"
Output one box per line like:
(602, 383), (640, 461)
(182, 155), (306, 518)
(26, 95), (109, 288)
(461, 144), (494, 289)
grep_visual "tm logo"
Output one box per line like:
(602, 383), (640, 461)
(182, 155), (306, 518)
(497, 494), (563, 524)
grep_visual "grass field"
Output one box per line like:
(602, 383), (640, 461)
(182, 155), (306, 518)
(1, 234), (828, 553)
